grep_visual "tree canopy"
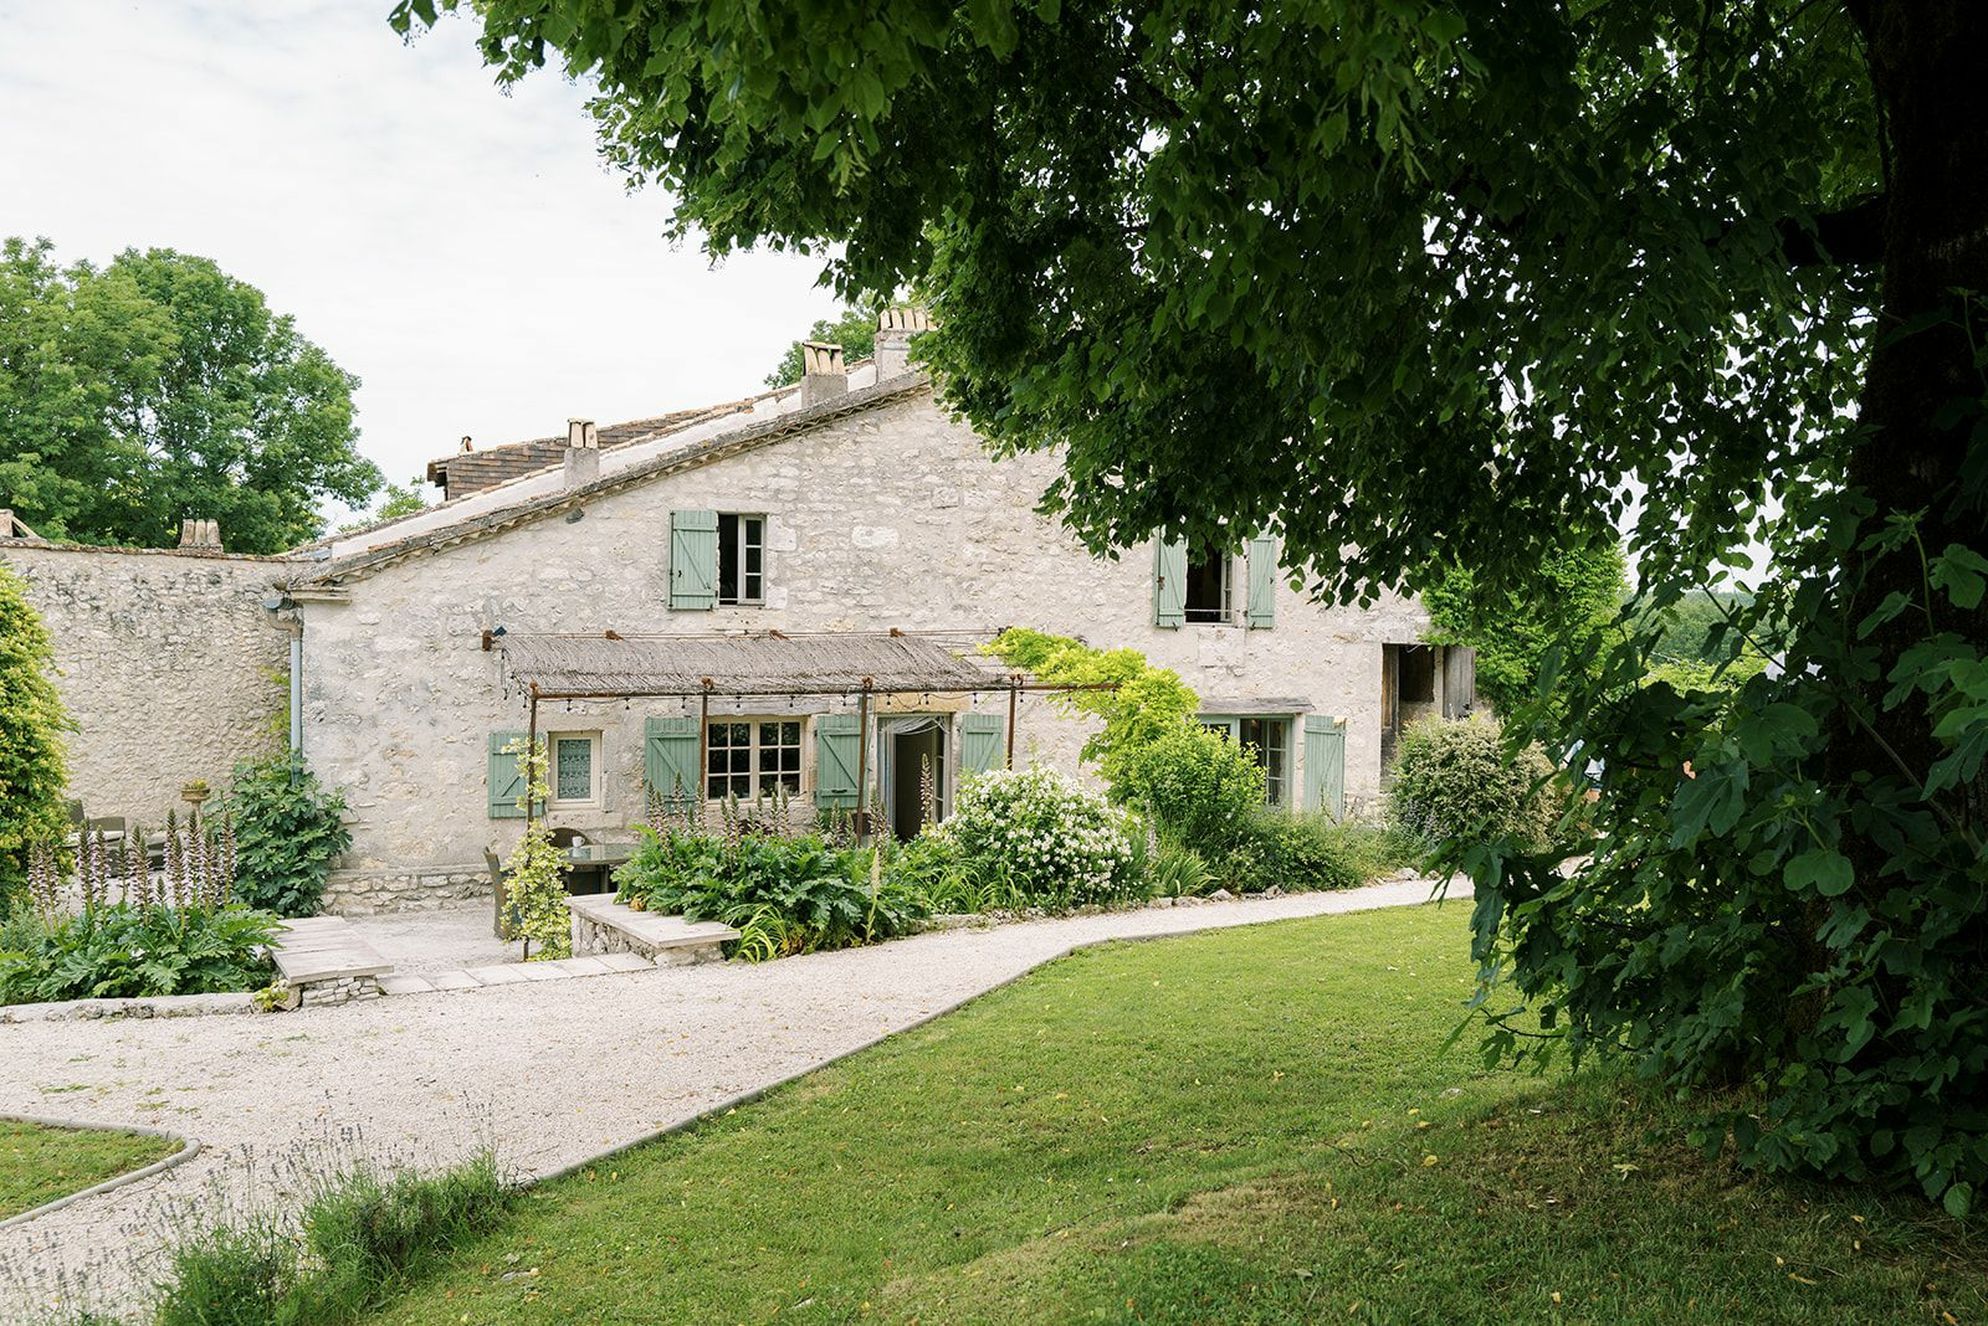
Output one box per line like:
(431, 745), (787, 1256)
(1423, 539), (1627, 718)
(397, 0), (1987, 1208)
(765, 307), (878, 388)
(0, 239), (380, 553)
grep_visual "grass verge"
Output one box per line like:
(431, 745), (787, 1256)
(0, 1119), (179, 1221)
(365, 904), (1982, 1324)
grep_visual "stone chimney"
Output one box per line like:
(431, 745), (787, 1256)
(873, 306), (932, 377)
(562, 418), (601, 487)
(177, 518), (222, 550)
(798, 341), (848, 407)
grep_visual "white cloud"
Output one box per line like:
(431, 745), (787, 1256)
(0, 0), (848, 511)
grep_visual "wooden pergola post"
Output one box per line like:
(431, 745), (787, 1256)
(854, 683), (872, 840)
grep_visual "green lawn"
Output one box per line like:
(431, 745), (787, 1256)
(369, 905), (1983, 1325)
(0, 1118), (180, 1220)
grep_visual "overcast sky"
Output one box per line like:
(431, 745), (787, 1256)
(0, 1), (846, 514)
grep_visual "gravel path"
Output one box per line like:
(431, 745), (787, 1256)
(0, 877), (1462, 1318)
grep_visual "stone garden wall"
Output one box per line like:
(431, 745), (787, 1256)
(0, 541), (289, 824)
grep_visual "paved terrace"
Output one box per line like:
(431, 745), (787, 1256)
(0, 877), (1463, 1319)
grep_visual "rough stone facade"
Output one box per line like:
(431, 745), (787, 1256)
(0, 542), (288, 824)
(293, 384), (1447, 907)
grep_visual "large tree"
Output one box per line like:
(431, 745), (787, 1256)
(398, 1), (1987, 1207)
(0, 239), (380, 553)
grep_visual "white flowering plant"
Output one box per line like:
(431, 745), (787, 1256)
(944, 767), (1140, 908)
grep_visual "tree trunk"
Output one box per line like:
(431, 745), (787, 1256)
(1840, 0), (1988, 784)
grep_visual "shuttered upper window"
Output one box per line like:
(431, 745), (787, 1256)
(717, 513), (765, 605)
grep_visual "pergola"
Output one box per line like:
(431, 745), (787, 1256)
(489, 629), (1109, 831)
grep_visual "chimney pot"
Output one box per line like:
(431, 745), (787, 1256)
(567, 418), (599, 450)
(459, 435), (474, 453)
(178, 518), (221, 550)
(799, 341), (849, 407)
(873, 306), (932, 377)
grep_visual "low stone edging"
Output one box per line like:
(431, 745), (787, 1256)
(0, 991), (257, 1024)
(0, 1113), (202, 1232)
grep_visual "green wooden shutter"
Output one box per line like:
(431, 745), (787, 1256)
(488, 731), (541, 819)
(813, 714), (862, 809)
(644, 716), (701, 804)
(1154, 538), (1187, 628)
(669, 509), (718, 610)
(1245, 535), (1278, 628)
(1302, 716), (1346, 820)
(959, 713), (1006, 776)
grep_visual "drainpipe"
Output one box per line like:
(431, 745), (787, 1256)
(262, 589), (304, 772)
(289, 632), (304, 760)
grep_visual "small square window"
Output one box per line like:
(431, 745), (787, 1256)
(548, 733), (600, 808)
(705, 717), (801, 800)
(1184, 547), (1231, 623)
(718, 514), (766, 605)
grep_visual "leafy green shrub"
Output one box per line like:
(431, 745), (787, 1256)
(1221, 808), (1365, 894)
(1118, 723), (1267, 858)
(0, 566), (69, 915)
(615, 828), (926, 958)
(0, 903), (279, 1005)
(983, 628), (1199, 792)
(946, 767), (1139, 907)
(224, 753), (351, 918)
(499, 743), (571, 959)
(1389, 718), (1559, 849)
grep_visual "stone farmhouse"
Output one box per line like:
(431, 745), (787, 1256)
(0, 313), (1475, 913)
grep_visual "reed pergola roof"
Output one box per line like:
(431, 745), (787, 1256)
(494, 630), (1007, 699)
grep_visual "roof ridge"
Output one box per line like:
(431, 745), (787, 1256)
(289, 372), (930, 590)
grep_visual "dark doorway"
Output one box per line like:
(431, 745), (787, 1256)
(888, 726), (946, 841)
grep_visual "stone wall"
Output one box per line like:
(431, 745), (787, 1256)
(297, 387), (1431, 904)
(321, 865), (491, 916)
(0, 541), (289, 824)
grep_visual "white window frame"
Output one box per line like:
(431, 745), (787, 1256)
(547, 731), (603, 810)
(717, 512), (767, 606)
(704, 716), (804, 801)
(1199, 713), (1293, 806)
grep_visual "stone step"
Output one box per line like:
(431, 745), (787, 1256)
(272, 917), (392, 987)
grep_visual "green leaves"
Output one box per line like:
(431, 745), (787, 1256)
(0, 239), (379, 552)
(1785, 849), (1854, 897)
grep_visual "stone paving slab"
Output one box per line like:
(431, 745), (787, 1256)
(427, 971), (483, 991)
(376, 974), (437, 996)
(597, 952), (653, 973)
(463, 964), (531, 985)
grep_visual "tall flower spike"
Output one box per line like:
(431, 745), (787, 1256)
(164, 808), (185, 910)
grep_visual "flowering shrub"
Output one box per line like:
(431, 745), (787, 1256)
(1118, 723), (1267, 858)
(944, 767), (1138, 907)
(1390, 717), (1560, 849)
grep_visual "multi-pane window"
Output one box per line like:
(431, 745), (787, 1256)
(548, 733), (599, 807)
(1200, 714), (1291, 806)
(706, 719), (802, 800)
(1183, 547), (1231, 623)
(717, 513), (765, 605)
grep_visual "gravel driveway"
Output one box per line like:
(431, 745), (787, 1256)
(0, 877), (1461, 1319)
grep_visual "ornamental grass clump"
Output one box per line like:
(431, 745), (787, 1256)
(944, 767), (1140, 908)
